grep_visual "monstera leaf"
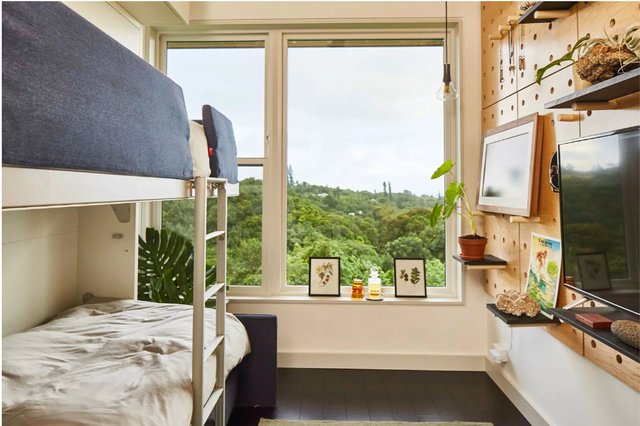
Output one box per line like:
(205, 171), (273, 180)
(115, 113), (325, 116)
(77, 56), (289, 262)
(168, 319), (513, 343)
(138, 227), (217, 305)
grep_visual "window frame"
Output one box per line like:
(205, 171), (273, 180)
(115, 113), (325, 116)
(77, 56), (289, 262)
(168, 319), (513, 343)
(158, 23), (464, 302)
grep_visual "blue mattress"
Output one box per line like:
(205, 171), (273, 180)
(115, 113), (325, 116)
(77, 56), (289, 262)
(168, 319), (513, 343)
(2, 2), (193, 179)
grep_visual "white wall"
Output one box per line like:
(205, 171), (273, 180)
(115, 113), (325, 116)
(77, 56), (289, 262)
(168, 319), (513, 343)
(2, 209), (79, 336)
(487, 307), (640, 426)
(215, 1), (486, 370)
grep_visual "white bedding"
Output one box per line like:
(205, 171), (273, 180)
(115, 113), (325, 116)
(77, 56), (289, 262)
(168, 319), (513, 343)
(2, 300), (250, 426)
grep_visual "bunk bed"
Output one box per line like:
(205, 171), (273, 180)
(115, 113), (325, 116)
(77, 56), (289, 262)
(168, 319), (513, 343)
(2, 2), (276, 425)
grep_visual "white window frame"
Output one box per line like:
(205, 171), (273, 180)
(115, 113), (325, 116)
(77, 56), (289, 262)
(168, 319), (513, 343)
(157, 22), (464, 303)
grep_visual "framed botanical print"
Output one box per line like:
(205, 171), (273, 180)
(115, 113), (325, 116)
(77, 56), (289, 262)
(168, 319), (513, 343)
(477, 112), (544, 217)
(394, 258), (427, 298)
(309, 257), (340, 296)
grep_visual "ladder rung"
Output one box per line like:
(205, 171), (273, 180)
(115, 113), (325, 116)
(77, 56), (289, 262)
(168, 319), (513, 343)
(203, 387), (224, 419)
(204, 283), (225, 301)
(204, 335), (224, 361)
(205, 230), (225, 241)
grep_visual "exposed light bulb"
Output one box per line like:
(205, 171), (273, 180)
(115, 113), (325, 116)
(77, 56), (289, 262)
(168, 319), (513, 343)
(436, 63), (459, 101)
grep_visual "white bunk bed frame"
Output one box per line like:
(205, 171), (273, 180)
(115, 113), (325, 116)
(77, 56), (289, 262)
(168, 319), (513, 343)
(2, 167), (233, 426)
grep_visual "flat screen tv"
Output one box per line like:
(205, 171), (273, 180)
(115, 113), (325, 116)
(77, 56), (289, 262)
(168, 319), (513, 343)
(558, 126), (639, 317)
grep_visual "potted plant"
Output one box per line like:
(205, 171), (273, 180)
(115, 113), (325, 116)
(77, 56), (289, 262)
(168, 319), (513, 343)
(427, 160), (486, 260)
(536, 23), (640, 84)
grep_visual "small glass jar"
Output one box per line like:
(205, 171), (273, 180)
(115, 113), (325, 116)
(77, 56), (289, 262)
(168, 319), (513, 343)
(368, 267), (382, 300)
(351, 279), (363, 300)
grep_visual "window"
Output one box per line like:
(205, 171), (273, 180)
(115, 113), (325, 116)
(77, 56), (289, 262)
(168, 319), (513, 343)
(160, 29), (460, 299)
(286, 39), (446, 288)
(161, 39), (267, 287)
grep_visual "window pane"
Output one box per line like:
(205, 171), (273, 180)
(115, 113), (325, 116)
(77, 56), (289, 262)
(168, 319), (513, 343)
(286, 41), (446, 288)
(163, 167), (263, 286)
(166, 43), (265, 157)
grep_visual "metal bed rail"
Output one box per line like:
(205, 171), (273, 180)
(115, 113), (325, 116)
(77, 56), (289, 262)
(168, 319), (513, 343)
(192, 176), (227, 426)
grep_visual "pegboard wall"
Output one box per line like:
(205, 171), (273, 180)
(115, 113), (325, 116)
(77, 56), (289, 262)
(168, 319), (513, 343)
(481, 1), (640, 391)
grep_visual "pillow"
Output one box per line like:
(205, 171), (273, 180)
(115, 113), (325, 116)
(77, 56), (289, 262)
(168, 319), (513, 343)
(188, 120), (212, 178)
(201, 105), (239, 184)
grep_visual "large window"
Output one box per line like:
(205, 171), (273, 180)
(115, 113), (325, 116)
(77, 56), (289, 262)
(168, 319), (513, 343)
(160, 29), (459, 298)
(162, 40), (266, 287)
(286, 39), (446, 288)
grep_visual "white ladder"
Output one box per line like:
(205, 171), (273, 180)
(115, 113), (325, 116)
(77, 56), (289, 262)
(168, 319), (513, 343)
(192, 176), (227, 426)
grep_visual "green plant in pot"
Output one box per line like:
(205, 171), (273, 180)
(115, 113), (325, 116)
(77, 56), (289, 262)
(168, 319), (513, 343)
(536, 23), (640, 84)
(138, 227), (217, 306)
(427, 160), (486, 260)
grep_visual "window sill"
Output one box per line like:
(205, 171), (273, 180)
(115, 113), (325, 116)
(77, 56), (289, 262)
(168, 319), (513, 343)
(228, 294), (463, 306)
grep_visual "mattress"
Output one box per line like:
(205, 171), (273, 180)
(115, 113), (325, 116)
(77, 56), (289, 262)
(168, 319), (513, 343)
(2, 300), (250, 426)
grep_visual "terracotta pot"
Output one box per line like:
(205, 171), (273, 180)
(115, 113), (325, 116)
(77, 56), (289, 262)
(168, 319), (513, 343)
(458, 236), (487, 261)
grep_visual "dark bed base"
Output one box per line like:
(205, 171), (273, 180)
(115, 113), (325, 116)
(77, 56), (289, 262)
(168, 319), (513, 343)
(207, 314), (277, 425)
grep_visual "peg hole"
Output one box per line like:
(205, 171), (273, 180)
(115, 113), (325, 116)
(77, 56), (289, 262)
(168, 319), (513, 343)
(533, 34), (537, 41)
(483, 94), (487, 100)
(572, 329), (577, 336)
(534, 64), (538, 71)
(511, 78), (514, 84)
(500, 9), (503, 15)
(522, 100), (525, 106)
(492, 42), (494, 48)
(548, 23), (553, 30)
(492, 113), (495, 119)
(502, 237), (506, 243)
(586, 33), (590, 38)
(501, 110), (504, 115)
(521, 71), (524, 78)
(494, 283), (497, 289)
(524, 243), (527, 249)
(591, 340), (596, 349)
(513, 267), (517, 272)
(549, 55), (553, 61)
(535, 94), (539, 100)
(551, 119), (555, 126)
(492, 90), (495, 95)
(511, 105), (514, 111)
(483, 117), (486, 123)
(493, 235), (496, 240)
(483, 27), (486, 33)
(501, 84), (504, 90)
(520, 43), (524, 49)
(590, 301), (596, 307)
(616, 355), (623, 364)
(587, 110), (592, 116)
(492, 66), (494, 72)
(486, 279), (488, 284)
(572, 293), (576, 301)
(524, 272), (528, 278)
(568, 79), (573, 87)
(513, 241), (516, 246)
(567, 44), (572, 52)
(483, 5), (485, 10)
(610, 19), (615, 28)
(550, 87), (555, 94)
(491, 19), (494, 24)
(553, 218), (557, 224)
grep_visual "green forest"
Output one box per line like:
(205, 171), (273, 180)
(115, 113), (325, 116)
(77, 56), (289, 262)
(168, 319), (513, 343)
(162, 174), (446, 288)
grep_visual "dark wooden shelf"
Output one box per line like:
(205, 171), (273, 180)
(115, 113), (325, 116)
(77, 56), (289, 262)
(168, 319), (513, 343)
(545, 68), (640, 109)
(453, 254), (506, 269)
(549, 307), (640, 363)
(517, 2), (577, 24)
(487, 303), (561, 327)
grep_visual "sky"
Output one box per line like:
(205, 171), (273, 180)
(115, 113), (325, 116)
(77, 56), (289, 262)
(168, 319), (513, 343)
(168, 43), (445, 196)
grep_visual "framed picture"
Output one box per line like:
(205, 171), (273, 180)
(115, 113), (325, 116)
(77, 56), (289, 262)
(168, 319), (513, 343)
(309, 257), (340, 296)
(394, 258), (427, 298)
(577, 253), (611, 291)
(525, 233), (562, 319)
(476, 112), (544, 217)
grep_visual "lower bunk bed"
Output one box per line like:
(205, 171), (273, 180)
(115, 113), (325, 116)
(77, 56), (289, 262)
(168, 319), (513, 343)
(2, 300), (277, 426)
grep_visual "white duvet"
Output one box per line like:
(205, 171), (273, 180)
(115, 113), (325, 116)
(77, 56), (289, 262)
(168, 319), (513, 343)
(2, 300), (250, 426)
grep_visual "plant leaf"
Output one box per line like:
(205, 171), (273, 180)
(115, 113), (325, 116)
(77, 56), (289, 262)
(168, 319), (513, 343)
(428, 203), (444, 227)
(430, 160), (455, 180)
(536, 35), (591, 84)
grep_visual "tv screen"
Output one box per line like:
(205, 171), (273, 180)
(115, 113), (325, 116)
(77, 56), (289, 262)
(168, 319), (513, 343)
(558, 126), (639, 316)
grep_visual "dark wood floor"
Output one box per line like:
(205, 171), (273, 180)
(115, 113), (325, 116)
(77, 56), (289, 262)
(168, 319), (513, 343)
(228, 368), (530, 426)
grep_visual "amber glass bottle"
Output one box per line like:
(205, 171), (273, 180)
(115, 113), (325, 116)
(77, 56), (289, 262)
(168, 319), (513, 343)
(351, 279), (363, 300)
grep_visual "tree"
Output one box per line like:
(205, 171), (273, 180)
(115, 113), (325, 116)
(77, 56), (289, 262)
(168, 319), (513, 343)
(287, 165), (294, 187)
(383, 182), (387, 194)
(388, 182), (392, 199)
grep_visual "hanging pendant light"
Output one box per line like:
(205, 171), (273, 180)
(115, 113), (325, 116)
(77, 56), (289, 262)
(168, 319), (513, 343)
(436, 1), (459, 101)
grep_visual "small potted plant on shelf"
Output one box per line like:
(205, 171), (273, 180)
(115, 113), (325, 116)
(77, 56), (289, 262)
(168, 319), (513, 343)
(536, 23), (640, 85)
(427, 160), (486, 260)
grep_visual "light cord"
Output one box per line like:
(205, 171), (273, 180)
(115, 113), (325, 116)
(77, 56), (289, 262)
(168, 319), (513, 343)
(445, 1), (448, 63)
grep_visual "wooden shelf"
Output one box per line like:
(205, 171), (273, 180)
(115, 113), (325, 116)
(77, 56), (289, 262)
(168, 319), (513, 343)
(549, 307), (640, 363)
(517, 2), (577, 24)
(487, 304), (561, 327)
(454, 254), (506, 270)
(544, 68), (640, 110)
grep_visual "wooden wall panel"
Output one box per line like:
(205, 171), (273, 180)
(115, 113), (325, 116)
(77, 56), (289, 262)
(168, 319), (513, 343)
(481, 1), (640, 391)
(585, 336), (640, 392)
(481, 94), (518, 132)
(481, 1), (520, 108)
(517, 4), (579, 89)
(483, 214), (520, 297)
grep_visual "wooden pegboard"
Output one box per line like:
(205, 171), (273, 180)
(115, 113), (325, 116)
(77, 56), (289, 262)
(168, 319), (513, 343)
(481, 1), (640, 392)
